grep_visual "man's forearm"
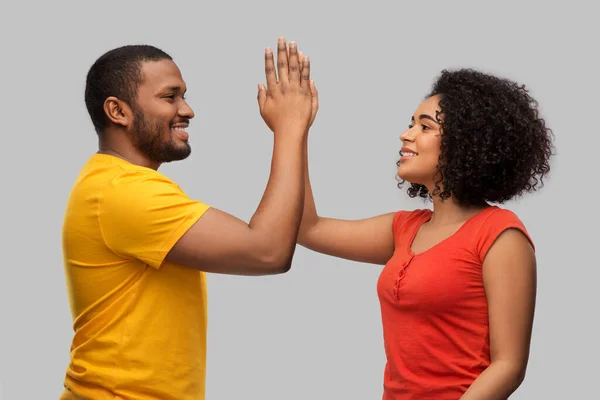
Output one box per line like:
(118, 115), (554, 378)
(249, 129), (306, 263)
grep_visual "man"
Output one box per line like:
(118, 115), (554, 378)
(60, 37), (317, 400)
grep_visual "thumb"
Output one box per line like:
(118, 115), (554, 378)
(257, 84), (267, 111)
(309, 80), (319, 126)
(310, 80), (319, 109)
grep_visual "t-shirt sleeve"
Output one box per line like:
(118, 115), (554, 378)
(475, 208), (535, 264)
(99, 170), (211, 269)
(392, 210), (408, 239)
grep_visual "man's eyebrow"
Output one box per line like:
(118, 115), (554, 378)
(159, 85), (187, 94)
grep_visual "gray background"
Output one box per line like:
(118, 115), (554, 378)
(1, 0), (598, 399)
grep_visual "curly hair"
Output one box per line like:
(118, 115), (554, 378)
(397, 68), (554, 205)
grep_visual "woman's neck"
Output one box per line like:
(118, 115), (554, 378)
(428, 196), (489, 226)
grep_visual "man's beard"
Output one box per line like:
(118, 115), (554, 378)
(131, 107), (191, 164)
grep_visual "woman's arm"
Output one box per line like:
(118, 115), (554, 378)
(460, 228), (537, 400)
(297, 134), (397, 265)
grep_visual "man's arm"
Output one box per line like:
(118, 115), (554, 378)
(166, 134), (305, 275)
(166, 38), (313, 275)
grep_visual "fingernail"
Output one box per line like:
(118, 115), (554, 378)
(265, 47), (272, 54)
(289, 41), (297, 48)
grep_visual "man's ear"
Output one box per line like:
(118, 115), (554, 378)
(104, 96), (133, 128)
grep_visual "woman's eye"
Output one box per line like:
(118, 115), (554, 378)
(422, 125), (430, 131)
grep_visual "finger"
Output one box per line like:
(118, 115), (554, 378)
(286, 45), (294, 75)
(264, 48), (277, 88)
(300, 56), (311, 88)
(257, 84), (267, 111)
(298, 50), (304, 74)
(310, 79), (318, 99)
(288, 41), (300, 83)
(276, 37), (289, 84)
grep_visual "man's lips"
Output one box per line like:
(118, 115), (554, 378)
(171, 125), (189, 140)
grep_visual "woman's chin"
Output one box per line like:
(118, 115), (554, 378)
(396, 167), (412, 182)
(397, 165), (433, 185)
(396, 173), (426, 187)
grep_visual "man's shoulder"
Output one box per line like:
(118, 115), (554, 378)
(105, 167), (182, 201)
(78, 154), (179, 194)
(65, 155), (187, 221)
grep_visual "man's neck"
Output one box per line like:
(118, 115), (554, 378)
(98, 131), (160, 170)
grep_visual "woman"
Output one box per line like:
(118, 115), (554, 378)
(297, 67), (553, 399)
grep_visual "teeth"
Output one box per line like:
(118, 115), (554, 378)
(401, 152), (417, 157)
(172, 126), (187, 131)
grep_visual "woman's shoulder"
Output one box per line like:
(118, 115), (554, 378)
(471, 206), (535, 261)
(393, 207), (432, 223)
(477, 206), (526, 227)
(392, 208), (432, 235)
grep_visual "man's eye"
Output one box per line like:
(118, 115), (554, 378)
(408, 124), (413, 129)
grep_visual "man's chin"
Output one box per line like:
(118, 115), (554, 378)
(165, 151), (191, 163)
(150, 144), (191, 164)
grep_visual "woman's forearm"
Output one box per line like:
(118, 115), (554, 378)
(298, 133), (318, 242)
(460, 361), (526, 400)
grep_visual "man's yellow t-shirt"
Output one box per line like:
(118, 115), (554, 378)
(60, 154), (211, 400)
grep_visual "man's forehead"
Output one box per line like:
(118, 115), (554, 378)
(139, 59), (185, 88)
